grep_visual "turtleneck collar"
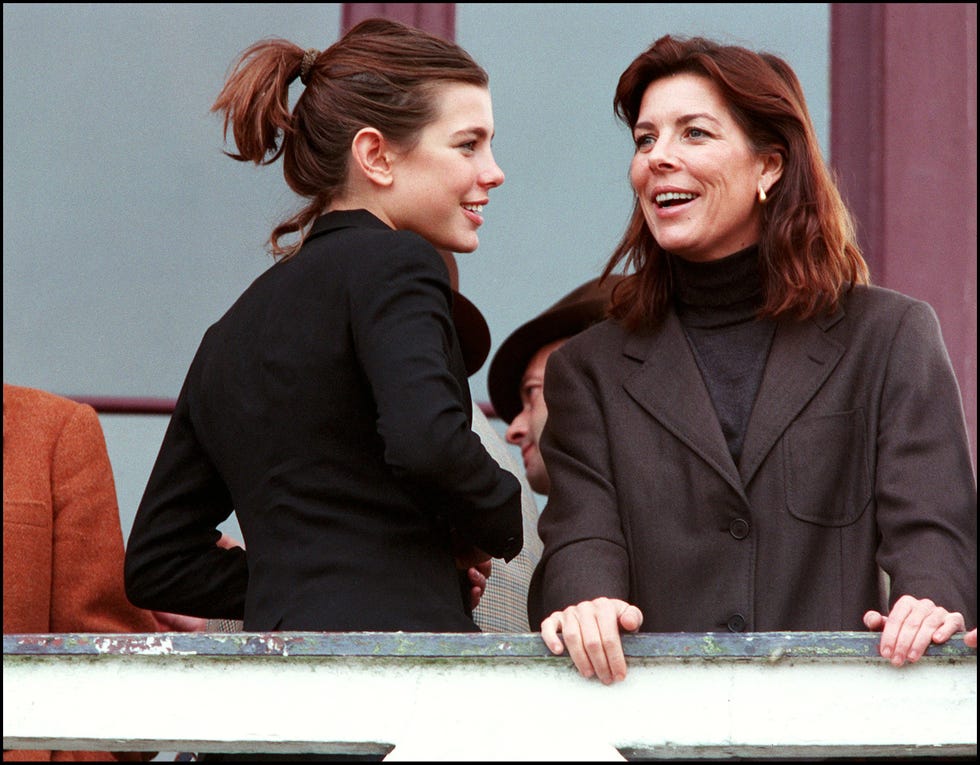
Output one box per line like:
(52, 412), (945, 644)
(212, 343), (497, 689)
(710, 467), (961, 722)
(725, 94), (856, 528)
(669, 245), (764, 328)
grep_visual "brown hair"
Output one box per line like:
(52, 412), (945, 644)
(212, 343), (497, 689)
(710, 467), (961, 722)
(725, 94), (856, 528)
(603, 35), (869, 330)
(210, 18), (489, 259)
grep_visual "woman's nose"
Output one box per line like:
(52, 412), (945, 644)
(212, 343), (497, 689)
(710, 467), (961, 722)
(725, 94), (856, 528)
(481, 155), (505, 189)
(647, 136), (678, 169)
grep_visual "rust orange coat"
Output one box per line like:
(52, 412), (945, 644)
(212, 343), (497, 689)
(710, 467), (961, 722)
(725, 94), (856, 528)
(3, 384), (157, 762)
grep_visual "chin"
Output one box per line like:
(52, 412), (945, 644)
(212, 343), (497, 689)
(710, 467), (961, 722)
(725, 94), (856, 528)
(452, 238), (479, 254)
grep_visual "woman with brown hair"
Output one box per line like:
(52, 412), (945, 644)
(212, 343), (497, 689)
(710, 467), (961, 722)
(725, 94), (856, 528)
(530, 34), (976, 683)
(125, 19), (522, 637)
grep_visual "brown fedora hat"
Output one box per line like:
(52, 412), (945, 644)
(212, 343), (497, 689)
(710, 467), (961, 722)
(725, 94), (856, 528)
(487, 275), (625, 422)
(452, 289), (491, 377)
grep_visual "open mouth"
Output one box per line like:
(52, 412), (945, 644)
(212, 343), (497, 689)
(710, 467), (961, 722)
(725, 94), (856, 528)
(655, 192), (696, 208)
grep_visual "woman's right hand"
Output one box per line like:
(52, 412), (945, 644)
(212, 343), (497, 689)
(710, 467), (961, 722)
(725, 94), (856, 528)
(539, 597), (643, 685)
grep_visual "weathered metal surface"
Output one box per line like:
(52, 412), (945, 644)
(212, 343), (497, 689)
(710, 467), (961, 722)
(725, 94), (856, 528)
(5, 629), (974, 659)
(4, 631), (976, 760)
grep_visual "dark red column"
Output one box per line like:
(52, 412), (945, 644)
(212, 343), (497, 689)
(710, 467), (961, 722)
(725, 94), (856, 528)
(341, 3), (455, 39)
(831, 3), (978, 468)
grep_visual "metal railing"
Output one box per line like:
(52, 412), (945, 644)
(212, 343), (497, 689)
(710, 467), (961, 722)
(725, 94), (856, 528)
(4, 631), (976, 760)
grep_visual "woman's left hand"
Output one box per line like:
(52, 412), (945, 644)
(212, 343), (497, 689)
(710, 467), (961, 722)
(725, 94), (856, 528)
(863, 594), (965, 666)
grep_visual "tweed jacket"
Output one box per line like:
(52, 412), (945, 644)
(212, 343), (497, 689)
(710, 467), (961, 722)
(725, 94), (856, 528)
(3, 384), (158, 762)
(528, 285), (977, 631)
(125, 210), (523, 632)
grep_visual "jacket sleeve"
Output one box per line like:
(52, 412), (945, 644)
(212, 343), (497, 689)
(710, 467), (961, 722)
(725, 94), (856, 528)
(528, 342), (630, 626)
(124, 371), (248, 619)
(348, 234), (522, 561)
(873, 300), (977, 626)
(50, 402), (161, 635)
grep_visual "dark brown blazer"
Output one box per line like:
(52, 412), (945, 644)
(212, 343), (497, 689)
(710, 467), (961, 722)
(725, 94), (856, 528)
(529, 285), (977, 632)
(125, 210), (522, 632)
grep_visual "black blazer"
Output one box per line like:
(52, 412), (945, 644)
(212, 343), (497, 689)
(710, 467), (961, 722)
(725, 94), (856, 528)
(125, 210), (523, 632)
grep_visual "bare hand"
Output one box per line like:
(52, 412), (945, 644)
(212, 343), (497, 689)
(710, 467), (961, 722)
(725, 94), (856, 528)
(863, 594), (965, 665)
(466, 560), (492, 610)
(539, 597), (643, 684)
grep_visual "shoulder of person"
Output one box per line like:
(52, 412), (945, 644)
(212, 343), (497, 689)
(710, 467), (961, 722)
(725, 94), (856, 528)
(844, 282), (925, 308)
(555, 317), (626, 362)
(837, 284), (938, 327)
(3, 384), (95, 435)
(304, 212), (441, 263)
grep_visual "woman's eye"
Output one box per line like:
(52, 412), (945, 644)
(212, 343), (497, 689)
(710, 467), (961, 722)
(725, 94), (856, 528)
(687, 127), (708, 139)
(459, 141), (477, 152)
(634, 134), (655, 150)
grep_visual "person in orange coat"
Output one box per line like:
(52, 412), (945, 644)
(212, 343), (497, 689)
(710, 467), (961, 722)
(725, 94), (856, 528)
(3, 383), (158, 762)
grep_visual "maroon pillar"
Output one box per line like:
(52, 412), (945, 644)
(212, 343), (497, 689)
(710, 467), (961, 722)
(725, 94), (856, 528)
(341, 3), (455, 40)
(831, 3), (978, 469)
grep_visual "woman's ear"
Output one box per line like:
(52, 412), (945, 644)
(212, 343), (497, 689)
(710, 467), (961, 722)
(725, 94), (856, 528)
(760, 150), (785, 195)
(350, 128), (394, 188)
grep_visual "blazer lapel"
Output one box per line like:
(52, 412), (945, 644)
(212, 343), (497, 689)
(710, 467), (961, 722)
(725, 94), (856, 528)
(739, 310), (846, 485)
(622, 311), (744, 497)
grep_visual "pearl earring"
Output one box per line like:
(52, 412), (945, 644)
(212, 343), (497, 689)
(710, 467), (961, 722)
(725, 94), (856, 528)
(758, 185), (767, 204)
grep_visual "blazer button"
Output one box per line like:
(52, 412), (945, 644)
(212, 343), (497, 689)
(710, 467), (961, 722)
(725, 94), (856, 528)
(727, 613), (746, 632)
(729, 518), (749, 539)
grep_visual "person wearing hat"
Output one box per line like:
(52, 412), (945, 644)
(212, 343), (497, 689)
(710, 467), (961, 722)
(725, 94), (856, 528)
(488, 276), (625, 496)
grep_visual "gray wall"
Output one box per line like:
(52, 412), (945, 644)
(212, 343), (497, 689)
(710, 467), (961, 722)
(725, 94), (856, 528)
(3, 3), (829, 539)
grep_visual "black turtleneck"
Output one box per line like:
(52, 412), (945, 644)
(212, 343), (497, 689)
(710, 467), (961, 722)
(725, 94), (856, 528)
(669, 245), (775, 466)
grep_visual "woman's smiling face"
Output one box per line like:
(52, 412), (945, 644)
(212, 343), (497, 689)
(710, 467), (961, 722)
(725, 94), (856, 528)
(629, 72), (781, 262)
(386, 82), (504, 254)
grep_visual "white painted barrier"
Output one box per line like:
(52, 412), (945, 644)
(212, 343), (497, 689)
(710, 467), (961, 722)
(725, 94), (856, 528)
(3, 632), (976, 760)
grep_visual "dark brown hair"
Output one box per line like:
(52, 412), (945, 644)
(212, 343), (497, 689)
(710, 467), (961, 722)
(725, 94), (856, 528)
(211, 18), (489, 259)
(603, 35), (869, 330)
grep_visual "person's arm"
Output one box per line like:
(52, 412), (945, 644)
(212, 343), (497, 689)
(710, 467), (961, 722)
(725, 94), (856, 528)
(49, 402), (159, 634)
(865, 300), (977, 664)
(151, 534), (245, 631)
(531, 342), (638, 682)
(350, 233), (522, 561)
(124, 372), (248, 619)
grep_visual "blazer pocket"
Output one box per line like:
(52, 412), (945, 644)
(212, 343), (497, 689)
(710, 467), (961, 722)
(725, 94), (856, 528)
(3, 499), (51, 528)
(784, 409), (871, 527)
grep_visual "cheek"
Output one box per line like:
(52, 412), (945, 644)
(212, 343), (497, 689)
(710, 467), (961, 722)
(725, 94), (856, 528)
(629, 155), (647, 191)
(529, 403), (549, 440)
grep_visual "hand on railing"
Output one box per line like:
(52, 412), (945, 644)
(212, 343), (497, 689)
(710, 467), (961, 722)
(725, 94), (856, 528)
(862, 594), (966, 666)
(539, 596), (644, 685)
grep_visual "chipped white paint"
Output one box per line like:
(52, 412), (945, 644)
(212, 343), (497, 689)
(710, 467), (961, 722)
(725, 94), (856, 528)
(93, 634), (178, 655)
